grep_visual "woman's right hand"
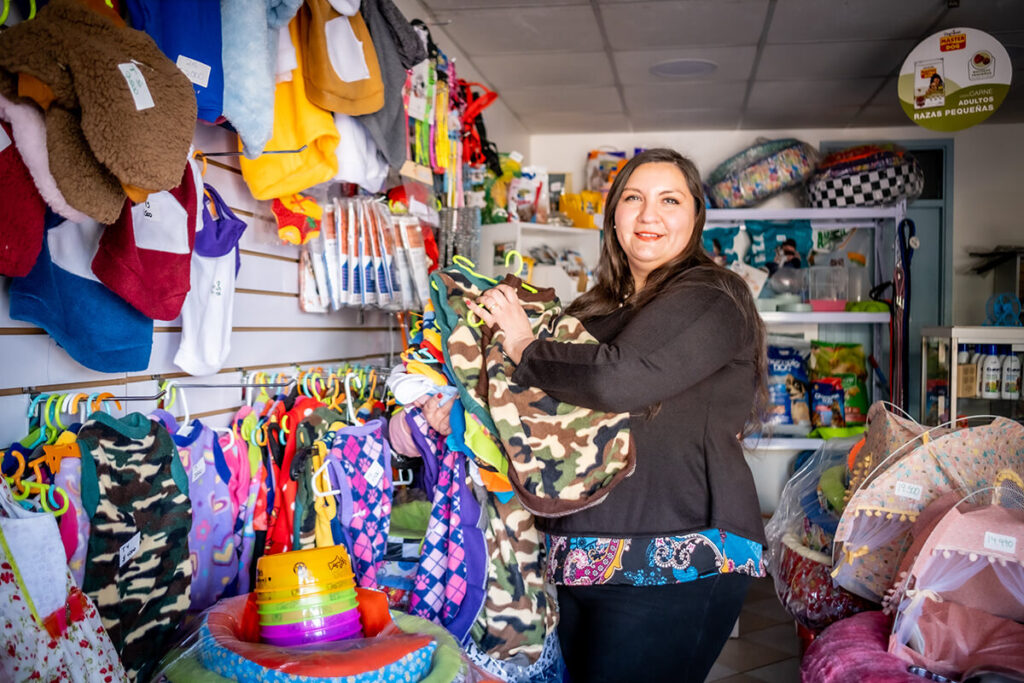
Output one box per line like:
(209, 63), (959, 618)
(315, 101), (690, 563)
(415, 393), (453, 436)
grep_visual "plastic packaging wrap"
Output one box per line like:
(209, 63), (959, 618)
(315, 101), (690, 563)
(765, 437), (875, 631)
(151, 589), (494, 683)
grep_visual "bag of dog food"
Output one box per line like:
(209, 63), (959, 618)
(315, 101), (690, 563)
(766, 345), (812, 435)
(810, 378), (846, 428)
(809, 341), (869, 425)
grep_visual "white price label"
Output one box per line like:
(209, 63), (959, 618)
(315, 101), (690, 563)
(119, 532), (142, 568)
(984, 531), (1017, 554)
(176, 55), (212, 88)
(118, 63), (155, 111)
(364, 460), (385, 488)
(894, 480), (923, 501)
(191, 456), (207, 483)
(0, 124), (11, 153)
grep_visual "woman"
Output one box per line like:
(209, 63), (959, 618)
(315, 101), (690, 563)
(428, 148), (768, 681)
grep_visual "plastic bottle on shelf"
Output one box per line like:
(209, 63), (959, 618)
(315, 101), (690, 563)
(973, 345), (987, 396)
(1001, 350), (1021, 400)
(956, 344), (970, 364)
(981, 345), (1002, 399)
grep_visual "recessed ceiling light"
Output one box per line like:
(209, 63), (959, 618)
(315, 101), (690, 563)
(649, 58), (718, 79)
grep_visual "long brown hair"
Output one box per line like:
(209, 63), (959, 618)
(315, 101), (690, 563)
(566, 148), (768, 434)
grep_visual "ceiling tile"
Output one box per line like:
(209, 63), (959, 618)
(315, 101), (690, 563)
(473, 52), (614, 89)
(758, 40), (916, 80)
(519, 111), (632, 134)
(498, 86), (623, 113)
(600, 1), (770, 50)
(422, 0), (585, 9)
(934, 0), (1024, 34)
(433, 6), (602, 54)
(747, 78), (885, 109)
(742, 106), (865, 129)
(630, 109), (742, 131)
(614, 46), (758, 85)
(768, 0), (943, 42)
(851, 103), (915, 127)
(622, 82), (748, 111)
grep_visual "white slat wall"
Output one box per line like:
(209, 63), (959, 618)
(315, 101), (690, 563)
(0, 123), (400, 444)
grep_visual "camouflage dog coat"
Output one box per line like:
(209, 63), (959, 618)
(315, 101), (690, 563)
(434, 268), (635, 517)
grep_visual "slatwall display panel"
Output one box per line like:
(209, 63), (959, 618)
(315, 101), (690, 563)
(0, 123), (401, 447)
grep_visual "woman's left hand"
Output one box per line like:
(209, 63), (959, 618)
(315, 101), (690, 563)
(465, 284), (535, 364)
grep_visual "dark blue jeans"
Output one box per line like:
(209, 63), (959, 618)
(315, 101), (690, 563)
(557, 572), (752, 683)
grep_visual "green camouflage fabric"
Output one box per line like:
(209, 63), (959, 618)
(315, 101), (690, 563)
(293, 406), (347, 550)
(435, 267), (635, 517)
(429, 267), (502, 437)
(482, 276), (635, 517)
(471, 482), (558, 664)
(79, 412), (192, 682)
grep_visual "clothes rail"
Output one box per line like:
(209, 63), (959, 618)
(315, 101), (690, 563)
(0, 352), (391, 397)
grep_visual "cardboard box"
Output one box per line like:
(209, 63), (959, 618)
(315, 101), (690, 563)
(957, 363), (978, 398)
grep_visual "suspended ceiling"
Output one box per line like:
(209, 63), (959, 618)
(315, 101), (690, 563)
(414, 0), (1024, 133)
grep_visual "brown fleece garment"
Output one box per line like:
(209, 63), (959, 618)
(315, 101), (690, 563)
(298, 0), (385, 115)
(0, 0), (196, 222)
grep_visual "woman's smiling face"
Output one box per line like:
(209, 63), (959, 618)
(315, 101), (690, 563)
(613, 162), (697, 290)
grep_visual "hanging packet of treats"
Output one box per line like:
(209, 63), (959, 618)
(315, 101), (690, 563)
(346, 201), (362, 307)
(372, 203), (399, 310)
(365, 203), (391, 308)
(397, 216), (430, 307)
(357, 202), (375, 307)
(299, 246), (328, 313)
(335, 198), (349, 306)
(320, 201), (341, 310)
(390, 218), (417, 310)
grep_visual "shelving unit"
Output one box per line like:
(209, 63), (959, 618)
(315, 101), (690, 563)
(710, 205), (906, 515)
(920, 326), (1024, 425)
(478, 222), (602, 303)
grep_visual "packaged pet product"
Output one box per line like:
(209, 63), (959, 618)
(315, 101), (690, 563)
(705, 139), (817, 208)
(767, 345), (813, 435)
(703, 226), (742, 265)
(745, 220), (813, 274)
(810, 379), (846, 429)
(809, 341), (869, 425)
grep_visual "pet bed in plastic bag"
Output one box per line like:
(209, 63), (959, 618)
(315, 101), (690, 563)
(807, 145), (923, 208)
(705, 138), (817, 208)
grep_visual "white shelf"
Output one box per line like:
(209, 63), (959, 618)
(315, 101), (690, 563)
(706, 206), (904, 222)
(922, 326), (1024, 345)
(760, 311), (890, 324)
(743, 437), (824, 451)
(514, 223), (601, 236)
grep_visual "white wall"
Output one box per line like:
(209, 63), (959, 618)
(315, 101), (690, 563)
(529, 122), (1024, 324)
(391, 0), (531, 158)
(0, 124), (398, 447)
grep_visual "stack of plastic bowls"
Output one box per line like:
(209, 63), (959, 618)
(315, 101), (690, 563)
(254, 545), (363, 646)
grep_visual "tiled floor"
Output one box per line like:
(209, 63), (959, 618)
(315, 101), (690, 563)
(705, 576), (802, 683)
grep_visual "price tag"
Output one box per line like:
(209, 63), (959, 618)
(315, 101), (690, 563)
(118, 63), (155, 111)
(364, 460), (385, 488)
(984, 531), (1017, 554)
(176, 55), (212, 88)
(191, 456), (207, 483)
(894, 480), (923, 501)
(119, 532), (142, 568)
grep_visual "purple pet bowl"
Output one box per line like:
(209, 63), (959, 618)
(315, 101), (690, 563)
(259, 617), (364, 647)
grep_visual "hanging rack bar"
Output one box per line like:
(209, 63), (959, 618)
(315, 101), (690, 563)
(196, 145), (308, 158)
